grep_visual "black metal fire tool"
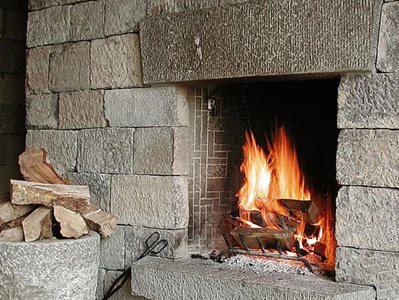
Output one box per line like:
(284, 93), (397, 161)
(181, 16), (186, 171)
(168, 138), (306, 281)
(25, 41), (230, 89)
(103, 232), (168, 300)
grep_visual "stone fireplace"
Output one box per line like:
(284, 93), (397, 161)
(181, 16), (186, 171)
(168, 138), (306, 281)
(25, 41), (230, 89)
(22, 0), (399, 299)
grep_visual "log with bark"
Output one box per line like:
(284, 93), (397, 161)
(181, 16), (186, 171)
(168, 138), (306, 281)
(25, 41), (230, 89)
(22, 207), (53, 242)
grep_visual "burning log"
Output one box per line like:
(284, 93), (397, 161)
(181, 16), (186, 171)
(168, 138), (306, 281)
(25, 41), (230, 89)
(22, 207), (53, 242)
(278, 198), (321, 224)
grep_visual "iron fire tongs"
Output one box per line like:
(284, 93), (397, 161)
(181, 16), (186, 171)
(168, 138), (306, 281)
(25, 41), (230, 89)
(221, 233), (313, 273)
(103, 232), (168, 300)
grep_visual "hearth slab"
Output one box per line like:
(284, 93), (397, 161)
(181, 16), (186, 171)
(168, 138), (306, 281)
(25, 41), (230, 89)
(131, 257), (376, 300)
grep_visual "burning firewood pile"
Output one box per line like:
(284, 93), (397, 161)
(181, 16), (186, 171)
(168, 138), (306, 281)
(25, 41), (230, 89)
(0, 148), (117, 242)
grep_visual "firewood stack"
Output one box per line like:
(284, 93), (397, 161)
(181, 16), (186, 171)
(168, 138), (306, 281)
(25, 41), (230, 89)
(0, 148), (117, 242)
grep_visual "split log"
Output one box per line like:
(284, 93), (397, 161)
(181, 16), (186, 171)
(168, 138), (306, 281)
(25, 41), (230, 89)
(278, 198), (320, 224)
(18, 148), (68, 184)
(10, 180), (90, 207)
(0, 201), (34, 226)
(0, 227), (24, 241)
(22, 207), (53, 242)
(81, 208), (117, 238)
(54, 205), (88, 238)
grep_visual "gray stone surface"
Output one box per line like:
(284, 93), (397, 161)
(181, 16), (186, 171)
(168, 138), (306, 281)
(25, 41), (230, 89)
(90, 34), (142, 89)
(338, 74), (399, 129)
(26, 46), (50, 95)
(26, 94), (58, 129)
(336, 130), (399, 188)
(0, 135), (24, 166)
(27, 5), (70, 47)
(104, 86), (189, 127)
(96, 268), (106, 300)
(147, 0), (219, 15)
(28, 0), (58, 11)
(131, 257), (375, 300)
(111, 175), (188, 228)
(336, 186), (399, 251)
(124, 226), (187, 267)
(377, 2), (399, 72)
(49, 42), (90, 92)
(26, 130), (78, 175)
(70, 0), (104, 41)
(0, 231), (100, 300)
(100, 225), (125, 270)
(78, 128), (135, 174)
(59, 90), (107, 129)
(104, 270), (132, 300)
(0, 74), (24, 105)
(141, 0), (379, 84)
(336, 247), (399, 300)
(134, 127), (189, 175)
(104, 0), (146, 35)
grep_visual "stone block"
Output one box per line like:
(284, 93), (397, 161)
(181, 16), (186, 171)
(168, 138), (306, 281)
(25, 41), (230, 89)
(26, 46), (50, 94)
(70, 0), (104, 41)
(67, 172), (111, 211)
(141, 0), (379, 84)
(336, 186), (399, 251)
(104, 270), (132, 300)
(146, 0), (220, 15)
(49, 41), (90, 92)
(134, 127), (189, 175)
(336, 247), (399, 300)
(26, 93), (58, 129)
(336, 130), (399, 188)
(78, 128), (134, 174)
(104, 0), (146, 35)
(104, 86), (189, 127)
(100, 225), (125, 270)
(111, 175), (188, 228)
(0, 39), (25, 74)
(90, 34), (142, 89)
(27, 5), (70, 47)
(96, 268), (106, 300)
(28, 0), (58, 11)
(59, 90), (107, 129)
(377, 2), (399, 72)
(338, 74), (399, 129)
(124, 226), (187, 267)
(26, 130), (78, 175)
(0, 135), (25, 165)
(0, 74), (24, 105)
(58, 0), (87, 4)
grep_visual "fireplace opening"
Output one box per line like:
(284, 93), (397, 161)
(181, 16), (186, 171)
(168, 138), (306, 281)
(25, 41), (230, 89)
(188, 78), (339, 275)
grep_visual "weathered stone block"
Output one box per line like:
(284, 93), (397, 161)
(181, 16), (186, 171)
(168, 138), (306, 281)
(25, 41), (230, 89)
(141, 0), (379, 84)
(96, 268), (106, 300)
(58, 0), (87, 4)
(28, 0), (58, 11)
(104, 86), (189, 127)
(26, 130), (78, 175)
(134, 127), (189, 175)
(0, 135), (25, 166)
(90, 34), (142, 89)
(336, 247), (399, 300)
(49, 41), (90, 92)
(26, 94), (58, 129)
(338, 74), (399, 129)
(104, 269), (133, 300)
(104, 0), (146, 35)
(100, 225), (124, 270)
(377, 2), (399, 72)
(336, 130), (399, 188)
(336, 186), (399, 251)
(0, 39), (25, 74)
(111, 175), (188, 228)
(124, 226), (187, 267)
(0, 74), (24, 105)
(59, 90), (107, 129)
(70, 0), (104, 41)
(26, 46), (50, 94)
(27, 5), (70, 47)
(78, 128), (134, 174)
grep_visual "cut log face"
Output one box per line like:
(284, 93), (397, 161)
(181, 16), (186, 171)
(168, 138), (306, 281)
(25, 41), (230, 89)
(0, 226), (24, 242)
(0, 201), (35, 226)
(82, 208), (117, 238)
(22, 207), (53, 242)
(18, 148), (67, 184)
(54, 205), (89, 238)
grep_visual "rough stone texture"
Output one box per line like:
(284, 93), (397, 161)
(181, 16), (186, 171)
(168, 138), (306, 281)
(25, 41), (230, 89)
(147, 0), (219, 15)
(0, 135), (25, 165)
(26, 46), (50, 95)
(104, 86), (189, 127)
(377, 2), (399, 72)
(336, 130), (399, 188)
(141, 0), (380, 84)
(70, 0), (104, 41)
(78, 128), (134, 174)
(26, 130), (78, 175)
(28, 0), (58, 11)
(49, 42), (90, 92)
(96, 268), (106, 300)
(0, 74), (24, 105)
(59, 90), (107, 129)
(100, 225), (125, 270)
(26, 94), (58, 129)
(336, 186), (399, 252)
(134, 127), (189, 175)
(131, 257), (375, 300)
(111, 175), (188, 229)
(104, 269), (133, 300)
(338, 74), (399, 129)
(27, 5), (70, 47)
(90, 34), (143, 89)
(124, 226), (187, 268)
(0, 231), (100, 300)
(104, 0), (146, 35)
(336, 247), (399, 300)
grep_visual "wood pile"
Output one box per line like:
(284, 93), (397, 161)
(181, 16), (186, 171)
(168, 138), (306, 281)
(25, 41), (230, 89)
(0, 148), (117, 242)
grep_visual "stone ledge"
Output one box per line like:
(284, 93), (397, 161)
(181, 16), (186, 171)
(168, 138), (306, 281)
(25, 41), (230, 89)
(131, 257), (375, 300)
